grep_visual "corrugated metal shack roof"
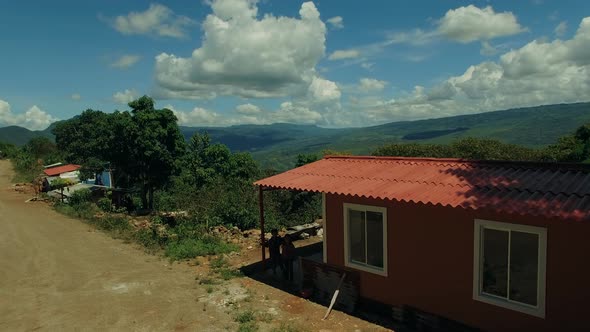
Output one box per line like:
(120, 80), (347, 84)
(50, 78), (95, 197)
(254, 156), (590, 222)
(44, 164), (81, 176)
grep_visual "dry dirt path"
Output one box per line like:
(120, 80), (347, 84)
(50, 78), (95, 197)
(0, 160), (227, 331)
(0, 160), (393, 332)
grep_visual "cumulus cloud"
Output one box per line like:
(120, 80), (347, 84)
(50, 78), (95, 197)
(357, 17), (590, 125)
(359, 78), (387, 93)
(113, 89), (139, 104)
(71, 93), (81, 101)
(154, 0), (336, 102)
(105, 3), (196, 38)
(555, 21), (567, 37)
(0, 100), (57, 130)
(437, 5), (526, 43)
(111, 55), (141, 69)
(235, 103), (262, 115)
(272, 101), (322, 124)
(169, 105), (225, 126)
(328, 49), (360, 60)
(327, 16), (343, 29)
(308, 77), (341, 102)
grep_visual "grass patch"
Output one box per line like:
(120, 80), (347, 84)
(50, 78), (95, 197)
(234, 310), (256, 324)
(217, 268), (244, 280)
(257, 312), (273, 324)
(134, 228), (167, 252)
(198, 277), (218, 285)
(54, 202), (99, 220)
(165, 235), (238, 261)
(237, 322), (259, 332)
(210, 256), (230, 269)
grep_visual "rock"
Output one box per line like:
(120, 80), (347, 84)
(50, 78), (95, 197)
(300, 232), (310, 240)
(247, 245), (253, 250)
(317, 228), (323, 237)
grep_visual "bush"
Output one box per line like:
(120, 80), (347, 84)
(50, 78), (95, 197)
(97, 197), (112, 212)
(234, 310), (256, 324)
(165, 235), (238, 260)
(134, 227), (168, 251)
(96, 215), (131, 232)
(55, 201), (97, 220)
(69, 189), (92, 206)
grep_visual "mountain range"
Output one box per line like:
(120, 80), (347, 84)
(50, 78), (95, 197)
(2, 102), (589, 169)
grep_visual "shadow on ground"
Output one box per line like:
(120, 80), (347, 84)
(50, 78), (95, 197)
(240, 241), (412, 332)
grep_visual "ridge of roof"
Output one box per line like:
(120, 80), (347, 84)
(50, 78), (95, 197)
(323, 155), (590, 173)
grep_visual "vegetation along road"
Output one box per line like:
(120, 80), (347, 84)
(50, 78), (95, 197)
(0, 160), (228, 331)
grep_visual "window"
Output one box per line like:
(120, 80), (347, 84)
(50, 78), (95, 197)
(343, 203), (387, 276)
(473, 219), (547, 318)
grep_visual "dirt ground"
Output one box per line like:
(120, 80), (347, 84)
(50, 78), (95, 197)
(0, 160), (392, 332)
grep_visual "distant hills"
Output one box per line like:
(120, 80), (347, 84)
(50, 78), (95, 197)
(2, 102), (589, 169)
(0, 125), (54, 146)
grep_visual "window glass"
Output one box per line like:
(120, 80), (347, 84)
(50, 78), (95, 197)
(482, 228), (509, 298)
(366, 211), (384, 268)
(349, 210), (365, 263)
(509, 231), (539, 306)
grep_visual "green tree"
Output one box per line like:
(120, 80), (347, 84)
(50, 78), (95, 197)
(127, 96), (186, 210)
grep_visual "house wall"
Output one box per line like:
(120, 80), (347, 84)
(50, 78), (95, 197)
(325, 193), (590, 332)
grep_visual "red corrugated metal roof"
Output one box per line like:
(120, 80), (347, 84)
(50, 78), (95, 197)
(254, 156), (590, 222)
(44, 164), (81, 176)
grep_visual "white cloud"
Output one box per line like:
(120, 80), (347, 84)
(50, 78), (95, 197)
(327, 16), (343, 29)
(106, 3), (196, 38)
(328, 49), (360, 60)
(110, 55), (141, 69)
(437, 5), (526, 43)
(0, 100), (57, 130)
(360, 62), (374, 71)
(113, 89), (139, 104)
(170, 105), (225, 126)
(272, 101), (322, 124)
(555, 21), (567, 37)
(480, 41), (499, 56)
(351, 16), (590, 125)
(154, 0), (334, 101)
(71, 93), (81, 101)
(359, 78), (387, 93)
(308, 77), (341, 102)
(235, 103), (262, 115)
(386, 29), (437, 46)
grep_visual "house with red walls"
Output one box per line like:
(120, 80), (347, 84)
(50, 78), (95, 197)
(254, 156), (590, 332)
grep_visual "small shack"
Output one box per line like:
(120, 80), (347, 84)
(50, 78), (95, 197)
(254, 156), (590, 332)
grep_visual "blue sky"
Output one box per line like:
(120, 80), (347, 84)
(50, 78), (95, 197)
(1, 0), (589, 130)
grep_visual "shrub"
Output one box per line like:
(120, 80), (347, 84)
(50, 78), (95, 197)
(134, 228), (168, 251)
(238, 322), (259, 332)
(69, 189), (92, 206)
(234, 310), (256, 324)
(164, 235), (238, 260)
(97, 197), (112, 212)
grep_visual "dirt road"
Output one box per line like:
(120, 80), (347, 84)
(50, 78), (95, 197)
(0, 160), (393, 332)
(0, 160), (227, 331)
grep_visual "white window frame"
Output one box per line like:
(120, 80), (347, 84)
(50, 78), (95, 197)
(343, 203), (388, 277)
(473, 219), (547, 318)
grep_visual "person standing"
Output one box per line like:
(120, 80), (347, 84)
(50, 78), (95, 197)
(265, 229), (284, 275)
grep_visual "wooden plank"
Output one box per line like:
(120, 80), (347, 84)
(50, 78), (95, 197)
(301, 258), (360, 313)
